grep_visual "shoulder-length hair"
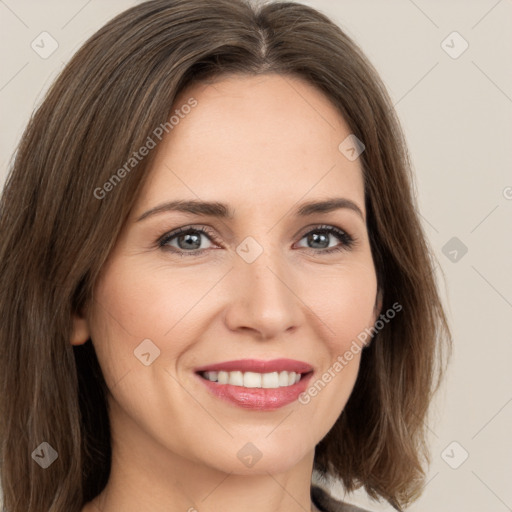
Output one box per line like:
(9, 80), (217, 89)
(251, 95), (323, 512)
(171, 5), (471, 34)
(0, 0), (451, 510)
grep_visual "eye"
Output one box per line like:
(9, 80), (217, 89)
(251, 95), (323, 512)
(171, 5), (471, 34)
(158, 226), (218, 256)
(295, 225), (355, 254)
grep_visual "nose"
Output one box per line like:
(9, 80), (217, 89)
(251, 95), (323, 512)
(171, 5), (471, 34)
(223, 243), (303, 340)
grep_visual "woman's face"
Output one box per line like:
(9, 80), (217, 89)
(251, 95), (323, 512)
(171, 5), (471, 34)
(76, 73), (380, 476)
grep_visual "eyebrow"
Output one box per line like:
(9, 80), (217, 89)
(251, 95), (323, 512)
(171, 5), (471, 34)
(136, 197), (365, 222)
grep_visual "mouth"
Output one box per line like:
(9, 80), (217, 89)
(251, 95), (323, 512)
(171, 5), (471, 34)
(194, 359), (314, 410)
(197, 369), (312, 389)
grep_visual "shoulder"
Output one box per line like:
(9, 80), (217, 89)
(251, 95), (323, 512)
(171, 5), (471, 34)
(311, 484), (373, 512)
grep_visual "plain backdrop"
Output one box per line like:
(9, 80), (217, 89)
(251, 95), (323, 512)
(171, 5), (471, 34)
(1, 1), (511, 511)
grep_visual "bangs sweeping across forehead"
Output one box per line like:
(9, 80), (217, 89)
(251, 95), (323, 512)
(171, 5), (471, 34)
(0, 1), (451, 511)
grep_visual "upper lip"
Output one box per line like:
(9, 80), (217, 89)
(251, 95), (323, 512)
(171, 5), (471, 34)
(195, 358), (313, 374)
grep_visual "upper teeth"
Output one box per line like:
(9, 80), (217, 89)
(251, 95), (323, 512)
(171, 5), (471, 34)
(202, 370), (301, 388)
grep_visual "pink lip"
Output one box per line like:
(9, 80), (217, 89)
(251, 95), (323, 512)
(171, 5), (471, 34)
(194, 358), (313, 374)
(196, 372), (314, 410)
(194, 359), (314, 411)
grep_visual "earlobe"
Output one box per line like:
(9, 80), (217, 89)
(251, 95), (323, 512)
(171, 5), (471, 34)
(71, 314), (90, 346)
(363, 290), (383, 349)
(372, 288), (383, 324)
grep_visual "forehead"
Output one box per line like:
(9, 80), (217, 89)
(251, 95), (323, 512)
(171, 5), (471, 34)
(137, 73), (365, 213)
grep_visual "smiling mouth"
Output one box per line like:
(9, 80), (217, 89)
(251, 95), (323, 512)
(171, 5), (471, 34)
(197, 370), (313, 389)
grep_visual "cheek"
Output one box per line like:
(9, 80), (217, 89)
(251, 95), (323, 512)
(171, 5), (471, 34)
(86, 260), (204, 448)
(92, 258), (224, 337)
(306, 260), (378, 350)
(86, 259), (171, 389)
(294, 262), (377, 432)
(86, 256), (227, 391)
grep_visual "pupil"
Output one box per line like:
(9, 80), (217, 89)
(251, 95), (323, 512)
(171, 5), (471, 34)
(179, 233), (201, 250)
(309, 232), (328, 249)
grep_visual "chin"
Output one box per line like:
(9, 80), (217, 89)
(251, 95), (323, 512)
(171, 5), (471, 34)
(203, 436), (312, 475)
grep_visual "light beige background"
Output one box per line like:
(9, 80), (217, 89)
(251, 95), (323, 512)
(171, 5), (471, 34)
(1, 1), (511, 511)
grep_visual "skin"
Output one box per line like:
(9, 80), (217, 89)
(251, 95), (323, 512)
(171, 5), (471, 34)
(74, 73), (381, 512)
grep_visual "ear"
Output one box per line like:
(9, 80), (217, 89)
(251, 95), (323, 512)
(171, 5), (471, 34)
(70, 308), (90, 346)
(363, 289), (383, 349)
(372, 288), (383, 325)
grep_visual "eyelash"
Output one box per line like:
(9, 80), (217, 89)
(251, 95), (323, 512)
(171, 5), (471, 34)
(157, 224), (356, 257)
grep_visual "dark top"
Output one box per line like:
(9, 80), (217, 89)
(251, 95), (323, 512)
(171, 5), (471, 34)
(311, 485), (372, 512)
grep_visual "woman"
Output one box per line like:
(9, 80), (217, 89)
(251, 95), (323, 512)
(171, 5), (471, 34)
(0, 1), (451, 511)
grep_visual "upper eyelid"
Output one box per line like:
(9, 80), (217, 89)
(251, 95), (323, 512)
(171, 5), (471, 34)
(157, 225), (223, 250)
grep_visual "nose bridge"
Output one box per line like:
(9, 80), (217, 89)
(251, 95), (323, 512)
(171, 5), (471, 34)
(225, 234), (302, 338)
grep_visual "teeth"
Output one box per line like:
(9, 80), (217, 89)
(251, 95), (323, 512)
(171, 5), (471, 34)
(229, 370), (243, 386)
(202, 370), (303, 388)
(244, 371), (261, 388)
(262, 372), (279, 388)
(278, 371), (289, 386)
(204, 371), (218, 382)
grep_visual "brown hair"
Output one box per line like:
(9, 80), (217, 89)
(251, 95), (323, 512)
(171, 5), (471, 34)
(0, 0), (451, 510)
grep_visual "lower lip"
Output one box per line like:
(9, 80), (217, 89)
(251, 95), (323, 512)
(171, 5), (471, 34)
(195, 372), (314, 410)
